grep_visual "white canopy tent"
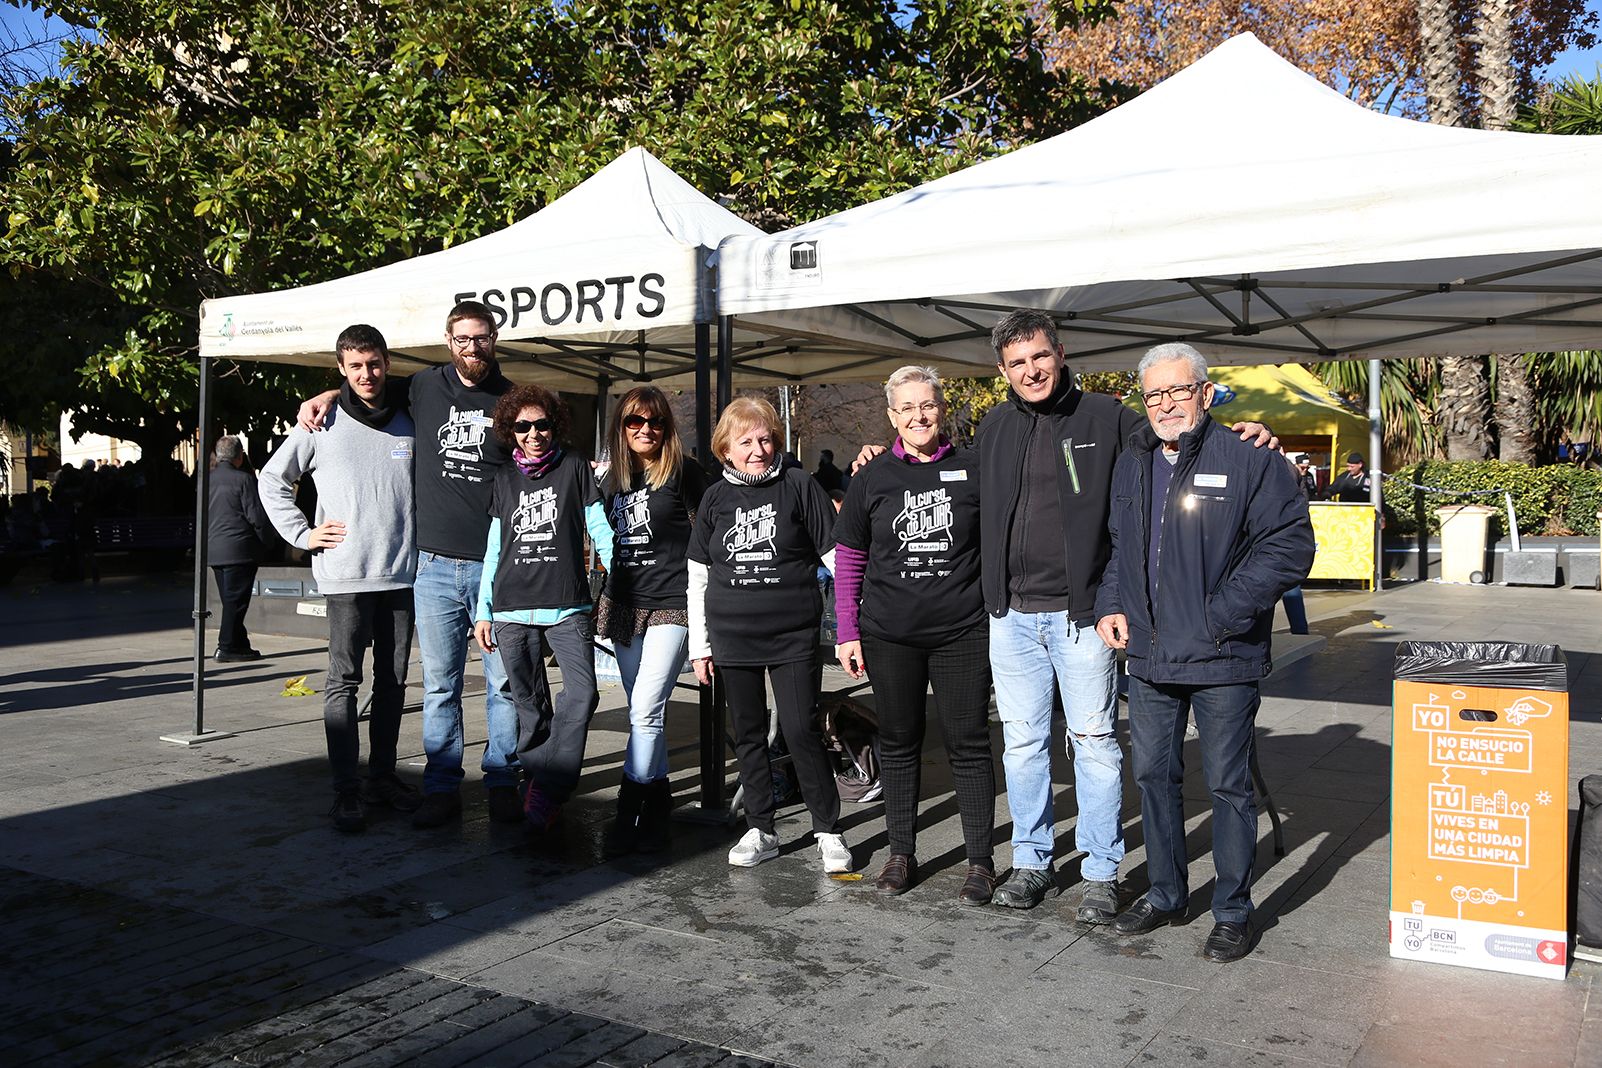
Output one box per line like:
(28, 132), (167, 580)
(199, 146), (945, 389)
(718, 33), (1602, 369)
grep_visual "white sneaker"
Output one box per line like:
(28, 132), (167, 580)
(728, 827), (780, 867)
(816, 832), (853, 873)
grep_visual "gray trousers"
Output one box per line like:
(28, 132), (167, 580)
(496, 615), (599, 803)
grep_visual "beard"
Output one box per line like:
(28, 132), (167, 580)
(452, 349), (494, 384)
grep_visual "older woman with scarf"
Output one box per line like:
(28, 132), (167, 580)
(687, 397), (851, 872)
(596, 386), (707, 855)
(833, 365), (997, 902)
(473, 384), (614, 837)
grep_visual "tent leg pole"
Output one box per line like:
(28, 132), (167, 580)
(694, 323), (712, 467)
(716, 315), (732, 413)
(1369, 358), (1384, 593)
(165, 354), (232, 746)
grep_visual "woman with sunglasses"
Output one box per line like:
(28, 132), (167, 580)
(688, 397), (851, 872)
(473, 385), (614, 836)
(595, 387), (708, 854)
(833, 366), (996, 902)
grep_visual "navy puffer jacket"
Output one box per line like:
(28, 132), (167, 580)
(1095, 416), (1314, 685)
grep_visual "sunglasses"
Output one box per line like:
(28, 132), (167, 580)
(512, 418), (553, 434)
(623, 414), (667, 431)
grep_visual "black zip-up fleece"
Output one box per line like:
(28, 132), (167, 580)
(976, 380), (1146, 621)
(1095, 416), (1315, 684)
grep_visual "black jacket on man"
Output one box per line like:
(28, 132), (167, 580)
(207, 461), (277, 566)
(976, 381), (1145, 621)
(1095, 416), (1314, 685)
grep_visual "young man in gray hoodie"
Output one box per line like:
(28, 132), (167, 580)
(260, 325), (419, 832)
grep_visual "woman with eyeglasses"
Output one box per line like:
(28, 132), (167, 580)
(595, 387), (708, 854)
(832, 366), (996, 902)
(472, 384), (615, 837)
(688, 397), (851, 872)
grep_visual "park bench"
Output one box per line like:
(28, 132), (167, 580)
(90, 516), (194, 581)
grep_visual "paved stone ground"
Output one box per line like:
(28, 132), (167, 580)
(1, 570), (1599, 1066)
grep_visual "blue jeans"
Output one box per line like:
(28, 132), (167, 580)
(989, 611), (1124, 879)
(414, 550), (518, 793)
(613, 623), (688, 784)
(1127, 676), (1259, 924)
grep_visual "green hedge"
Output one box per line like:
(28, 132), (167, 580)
(1381, 461), (1602, 538)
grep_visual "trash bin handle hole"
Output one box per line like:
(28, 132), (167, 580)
(1459, 708), (1498, 722)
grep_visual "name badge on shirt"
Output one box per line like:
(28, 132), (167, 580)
(470, 413), (494, 427)
(391, 445), (413, 460)
(939, 469), (968, 482)
(1194, 473), (1228, 488)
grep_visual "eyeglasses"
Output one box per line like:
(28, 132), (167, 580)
(1140, 382), (1207, 407)
(623, 414), (667, 431)
(449, 334), (495, 348)
(891, 401), (942, 418)
(512, 418), (553, 434)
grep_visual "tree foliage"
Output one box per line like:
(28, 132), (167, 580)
(0, 0), (1115, 452)
(1041, 0), (1596, 118)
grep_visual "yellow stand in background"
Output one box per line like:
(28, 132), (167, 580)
(1307, 502), (1376, 589)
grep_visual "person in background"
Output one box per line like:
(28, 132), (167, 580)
(812, 449), (843, 493)
(208, 434), (278, 662)
(1324, 452), (1372, 502)
(833, 366), (996, 902)
(595, 386), (707, 855)
(688, 397), (849, 872)
(259, 325), (420, 832)
(1095, 342), (1313, 962)
(472, 385), (614, 838)
(1288, 453), (1319, 500)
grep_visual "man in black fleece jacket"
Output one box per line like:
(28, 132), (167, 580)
(980, 311), (1275, 918)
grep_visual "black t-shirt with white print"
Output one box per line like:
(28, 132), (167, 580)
(605, 461), (708, 611)
(688, 464), (835, 667)
(833, 447), (984, 648)
(410, 363), (513, 561)
(487, 450), (600, 611)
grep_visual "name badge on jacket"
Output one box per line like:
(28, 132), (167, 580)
(1194, 473), (1227, 488)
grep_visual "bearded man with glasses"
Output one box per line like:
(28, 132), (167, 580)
(297, 300), (520, 828)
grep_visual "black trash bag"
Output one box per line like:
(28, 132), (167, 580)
(1575, 776), (1602, 951)
(1393, 641), (1567, 692)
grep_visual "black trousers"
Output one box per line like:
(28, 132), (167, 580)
(324, 588), (415, 795)
(498, 615), (599, 804)
(861, 624), (995, 863)
(212, 564), (258, 653)
(723, 657), (841, 836)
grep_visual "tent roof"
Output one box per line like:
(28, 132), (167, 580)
(718, 34), (1602, 370)
(198, 148), (939, 388)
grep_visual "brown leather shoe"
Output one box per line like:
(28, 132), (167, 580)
(875, 853), (917, 895)
(958, 863), (999, 906)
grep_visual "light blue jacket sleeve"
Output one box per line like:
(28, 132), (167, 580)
(585, 500), (616, 572)
(476, 518), (501, 623)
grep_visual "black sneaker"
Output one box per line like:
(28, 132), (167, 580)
(411, 791), (462, 829)
(330, 792), (366, 832)
(362, 773), (422, 812)
(992, 866), (1060, 910)
(486, 784), (524, 824)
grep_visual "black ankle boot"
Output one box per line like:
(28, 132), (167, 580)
(602, 778), (647, 857)
(634, 778), (673, 853)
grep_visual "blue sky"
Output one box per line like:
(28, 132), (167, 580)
(4, 1), (1601, 83)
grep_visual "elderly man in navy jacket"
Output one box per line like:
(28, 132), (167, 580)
(1095, 343), (1313, 962)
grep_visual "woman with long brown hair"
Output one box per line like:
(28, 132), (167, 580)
(596, 386), (707, 854)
